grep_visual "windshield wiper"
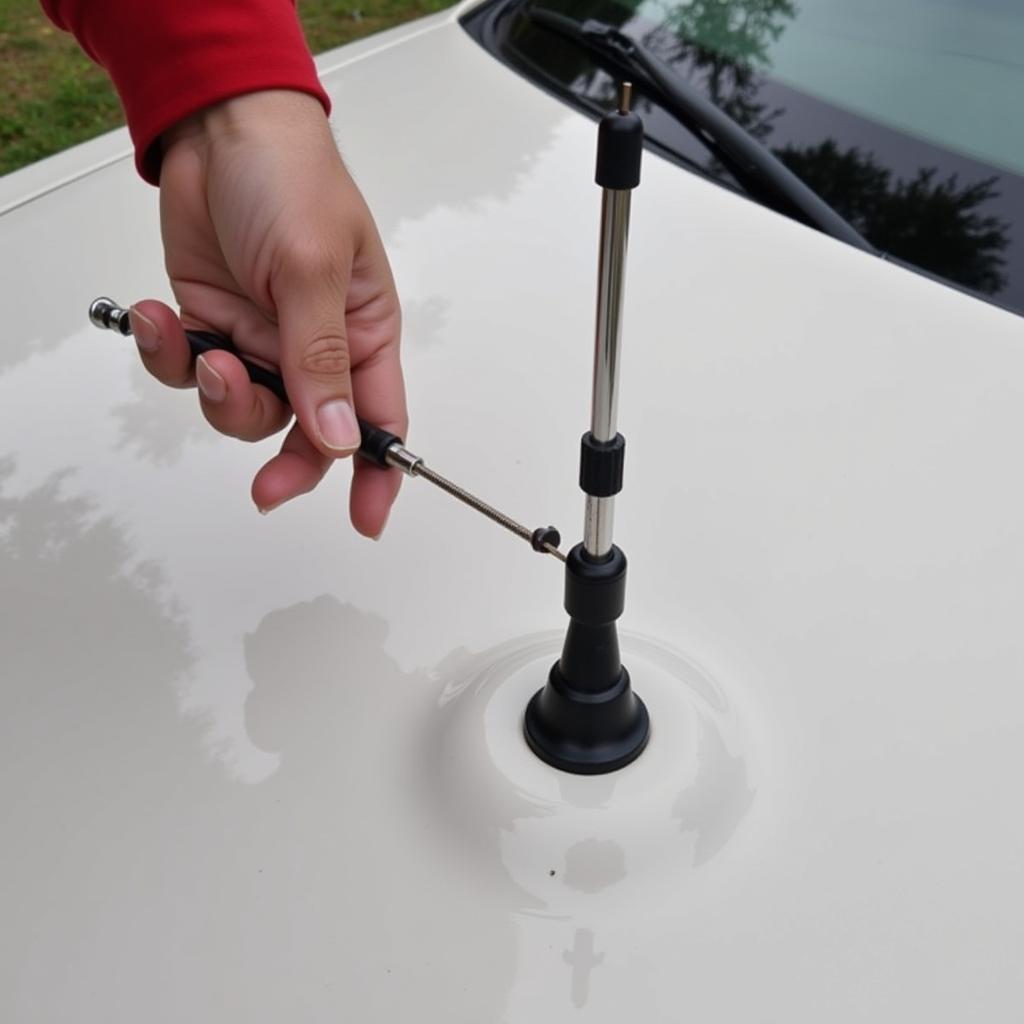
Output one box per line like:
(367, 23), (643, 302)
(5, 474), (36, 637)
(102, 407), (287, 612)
(526, 7), (876, 253)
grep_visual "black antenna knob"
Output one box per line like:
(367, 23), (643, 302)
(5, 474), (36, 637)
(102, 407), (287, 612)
(595, 83), (643, 190)
(524, 544), (649, 774)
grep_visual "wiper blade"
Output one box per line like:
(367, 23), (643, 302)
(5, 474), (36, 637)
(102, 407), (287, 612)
(527, 7), (876, 254)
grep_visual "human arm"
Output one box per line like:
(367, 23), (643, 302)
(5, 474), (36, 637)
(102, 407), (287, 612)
(41, 0), (407, 535)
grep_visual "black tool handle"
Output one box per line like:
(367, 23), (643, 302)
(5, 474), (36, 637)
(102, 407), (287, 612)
(184, 329), (402, 469)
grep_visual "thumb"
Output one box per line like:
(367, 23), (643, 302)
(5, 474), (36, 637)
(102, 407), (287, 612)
(273, 254), (361, 458)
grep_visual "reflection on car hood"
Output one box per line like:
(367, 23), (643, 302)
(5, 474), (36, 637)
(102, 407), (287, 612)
(1, 12), (1023, 1021)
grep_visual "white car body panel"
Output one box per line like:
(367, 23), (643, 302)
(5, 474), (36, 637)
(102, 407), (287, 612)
(2, 10), (1022, 1020)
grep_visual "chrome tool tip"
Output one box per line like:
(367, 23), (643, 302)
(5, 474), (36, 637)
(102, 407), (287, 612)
(89, 296), (131, 335)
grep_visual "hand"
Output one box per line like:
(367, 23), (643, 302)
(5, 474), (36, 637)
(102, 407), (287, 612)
(128, 89), (407, 538)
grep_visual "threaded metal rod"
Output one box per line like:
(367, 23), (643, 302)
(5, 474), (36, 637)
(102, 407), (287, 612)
(412, 463), (566, 561)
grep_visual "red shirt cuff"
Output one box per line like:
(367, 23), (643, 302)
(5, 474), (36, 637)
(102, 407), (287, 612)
(41, 0), (331, 184)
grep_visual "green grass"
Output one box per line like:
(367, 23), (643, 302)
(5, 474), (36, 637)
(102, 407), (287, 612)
(0, 0), (454, 176)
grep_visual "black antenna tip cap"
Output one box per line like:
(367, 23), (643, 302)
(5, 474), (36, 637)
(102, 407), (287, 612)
(595, 108), (643, 190)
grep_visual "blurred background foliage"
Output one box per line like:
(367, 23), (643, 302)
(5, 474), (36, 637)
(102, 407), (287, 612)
(0, 0), (454, 176)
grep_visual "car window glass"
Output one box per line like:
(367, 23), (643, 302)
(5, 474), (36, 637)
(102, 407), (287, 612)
(471, 0), (1024, 316)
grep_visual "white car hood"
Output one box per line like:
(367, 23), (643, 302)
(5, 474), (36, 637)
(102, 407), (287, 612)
(2, 14), (1023, 1021)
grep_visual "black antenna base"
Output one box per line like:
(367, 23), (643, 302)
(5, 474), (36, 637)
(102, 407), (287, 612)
(524, 544), (650, 774)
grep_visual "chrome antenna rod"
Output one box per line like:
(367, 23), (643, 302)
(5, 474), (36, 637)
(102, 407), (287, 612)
(584, 81), (636, 560)
(523, 82), (649, 775)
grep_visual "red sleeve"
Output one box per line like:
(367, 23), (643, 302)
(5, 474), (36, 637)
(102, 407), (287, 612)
(41, 0), (331, 185)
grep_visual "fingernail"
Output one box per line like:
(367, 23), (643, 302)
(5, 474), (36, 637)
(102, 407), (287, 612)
(257, 499), (284, 515)
(316, 399), (360, 452)
(129, 306), (160, 353)
(196, 354), (227, 403)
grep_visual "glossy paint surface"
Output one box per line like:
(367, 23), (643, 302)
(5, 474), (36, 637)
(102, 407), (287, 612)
(2, 10), (1024, 1020)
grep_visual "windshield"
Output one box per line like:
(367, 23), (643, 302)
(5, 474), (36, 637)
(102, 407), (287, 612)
(466, 0), (1024, 315)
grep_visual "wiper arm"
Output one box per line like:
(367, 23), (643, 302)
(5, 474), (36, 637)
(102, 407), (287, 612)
(527, 7), (876, 253)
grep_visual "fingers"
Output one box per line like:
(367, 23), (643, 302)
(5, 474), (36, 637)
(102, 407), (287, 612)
(253, 419), (402, 535)
(272, 252), (360, 459)
(348, 336), (407, 538)
(194, 350), (291, 441)
(350, 459), (404, 539)
(132, 291), (404, 533)
(129, 300), (196, 387)
(130, 298), (290, 443)
(251, 421), (332, 513)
